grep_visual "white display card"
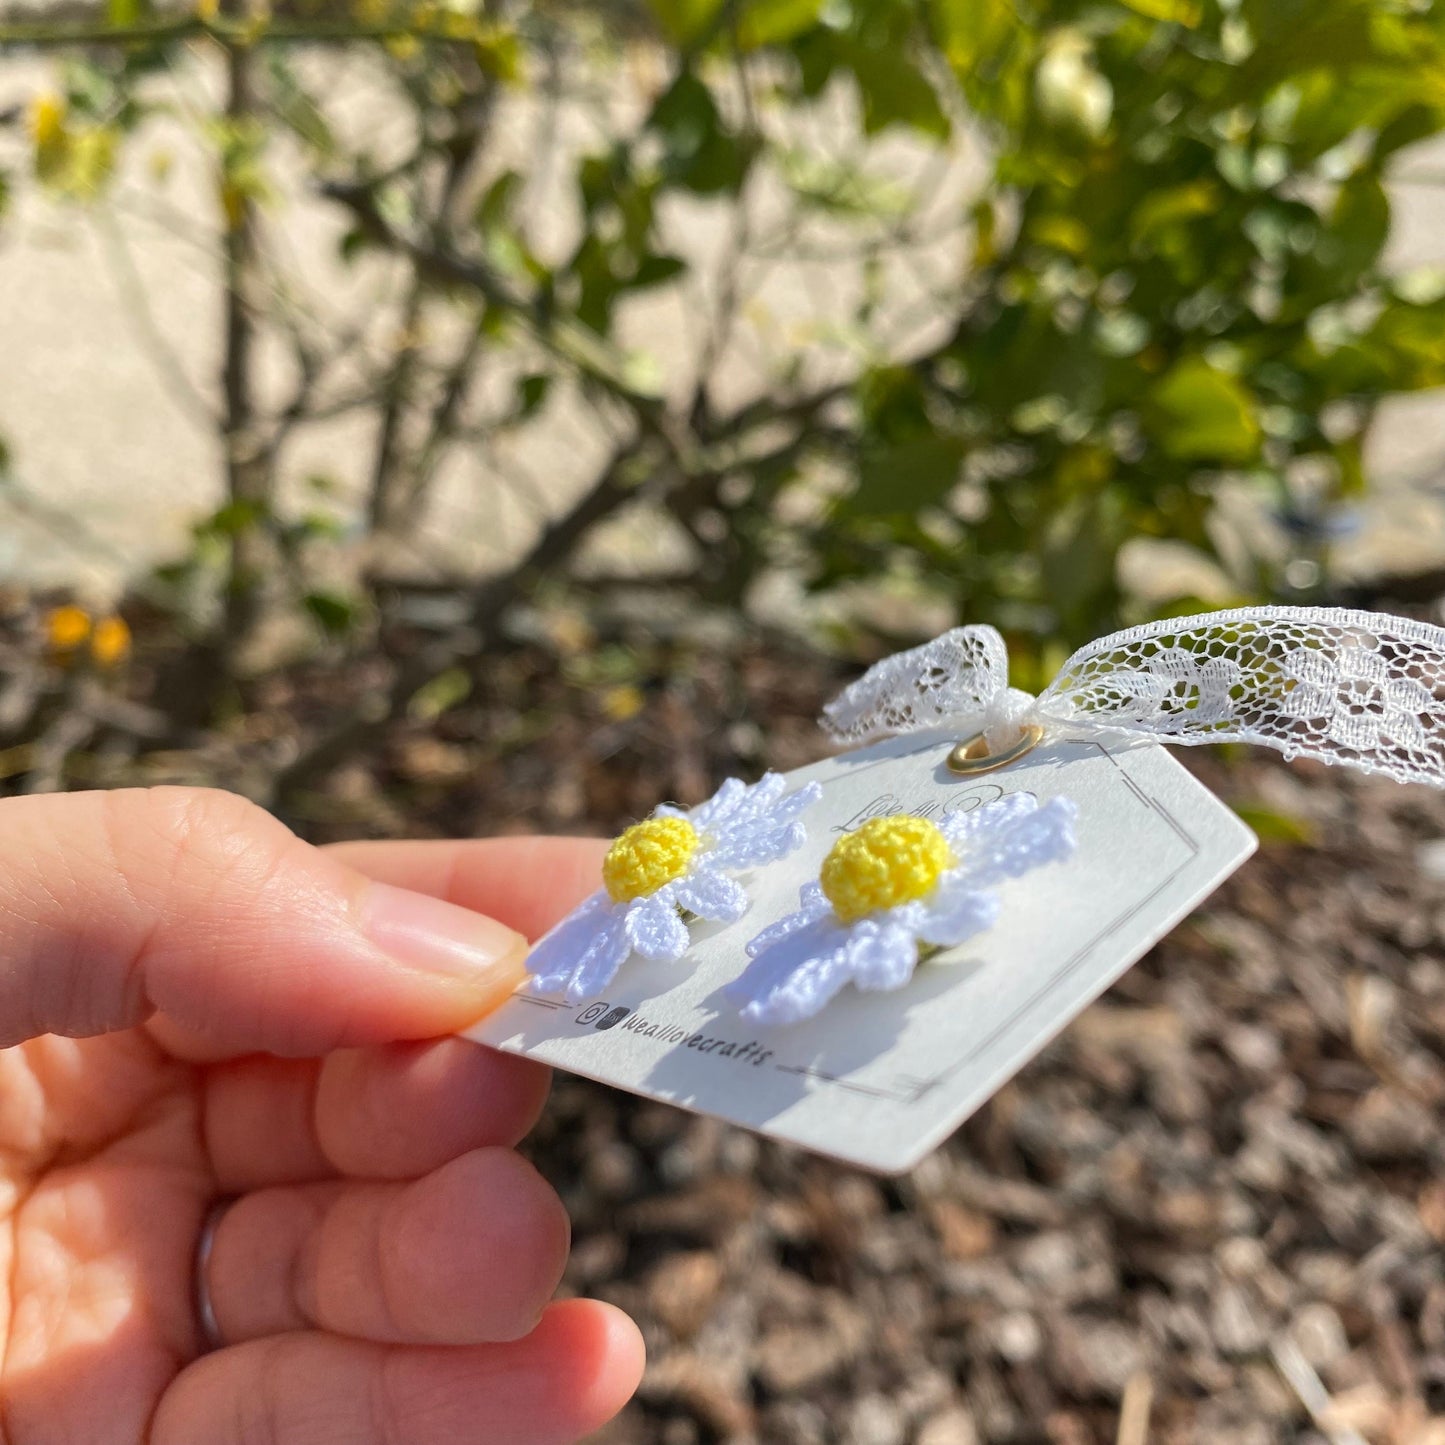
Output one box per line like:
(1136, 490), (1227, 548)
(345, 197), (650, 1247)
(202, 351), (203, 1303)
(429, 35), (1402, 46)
(466, 732), (1257, 1174)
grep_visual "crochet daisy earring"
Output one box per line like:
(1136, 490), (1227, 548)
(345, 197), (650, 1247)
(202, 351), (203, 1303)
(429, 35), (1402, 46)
(724, 792), (1076, 1027)
(526, 773), (823, 1006)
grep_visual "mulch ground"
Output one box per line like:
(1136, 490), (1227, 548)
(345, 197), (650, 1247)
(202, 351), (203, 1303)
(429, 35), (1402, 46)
(5, 588), (1445, 1444)
(562, 756), (1445, 1445)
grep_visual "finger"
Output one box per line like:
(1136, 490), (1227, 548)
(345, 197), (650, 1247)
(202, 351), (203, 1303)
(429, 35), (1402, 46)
(326, 835), (608, 942)
(0, 787), (532, 1051)
(206, 1151), (569, 1345)
(205, 1038), (551, 1189)
(151, 1300), (643, 1445)
(150, 834), (607, 1064)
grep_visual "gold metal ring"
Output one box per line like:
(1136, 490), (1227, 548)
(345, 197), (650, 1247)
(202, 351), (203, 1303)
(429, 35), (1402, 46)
(945, 724), (1044, 776)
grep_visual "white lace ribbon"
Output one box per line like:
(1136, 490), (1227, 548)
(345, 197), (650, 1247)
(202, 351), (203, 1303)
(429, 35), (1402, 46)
(823, 607), (1445, 788)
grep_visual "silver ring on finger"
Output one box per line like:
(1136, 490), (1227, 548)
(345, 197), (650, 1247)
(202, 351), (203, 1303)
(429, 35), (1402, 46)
(193, 1197), (235, 1354)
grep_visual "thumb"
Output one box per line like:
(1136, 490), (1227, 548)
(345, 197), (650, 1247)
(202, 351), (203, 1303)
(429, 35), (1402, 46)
(0, 787), (529, 1053)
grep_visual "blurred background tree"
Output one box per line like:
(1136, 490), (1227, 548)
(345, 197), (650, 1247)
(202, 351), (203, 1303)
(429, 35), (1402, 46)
(10, 14), (1445, 1443)
(3, 0), (1445, 797)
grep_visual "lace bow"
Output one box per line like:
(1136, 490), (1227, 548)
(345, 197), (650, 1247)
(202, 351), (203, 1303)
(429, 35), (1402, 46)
(822, 607), (1445, 789)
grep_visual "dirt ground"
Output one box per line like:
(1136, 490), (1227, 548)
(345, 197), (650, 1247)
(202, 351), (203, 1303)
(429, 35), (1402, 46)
(517, 701), (1445, 1445)
(6, 591), (1445, 1444)
(559, 751), (1445, 1445)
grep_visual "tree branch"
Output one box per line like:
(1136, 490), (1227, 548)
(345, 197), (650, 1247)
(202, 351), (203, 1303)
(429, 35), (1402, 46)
(0, 10), (482, 47)
(269, 436), (650, 809)
(318, 177), (694, 463)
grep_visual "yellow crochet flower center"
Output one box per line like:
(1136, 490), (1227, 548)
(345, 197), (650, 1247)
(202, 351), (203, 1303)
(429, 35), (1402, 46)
(821, 815), (954, 923)
(602, 816), (700, 903)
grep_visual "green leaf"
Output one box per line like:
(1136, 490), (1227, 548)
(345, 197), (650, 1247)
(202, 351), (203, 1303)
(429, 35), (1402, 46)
(1232, 802), (1316, 847)
(650, 73), (753, 193)
(1324, 172), (1389, 282)
(850, 48), (949, 138)
(408, 667), (472, 721)
(1117, 0), (1201, 23)
(265, 55), (334, 156)
(107, 0), (142, 27)
(650, 73), (717, 158)
(1030, 214), (1090, 255)
(518, 373), (551, 418)
(1147, 359), (1261, 463)
(646, 0), (724, 46)
(1334, 436), (1366, 497)
(476, 171), (547, 282)
(1374, 104), (1443, 162)
(931, 0), (1017, 72)
(475, 169), (522, 233)
(1130, 180), (1219, 245)
(204, 499), (268, 536)
(1356, 300), (1445, 392)
(738, 0), (822, 48)
(303, 590), (358, 637)
(472, 24), (522, 83)
(778, 149), (911, 218)
(338, 228), (368, 264)
(1040, 491), (1126, 637)
(849, 436), (966, 515)
(687, 130), (756, 194)
(577, 154), (615, 215)
(630, 253), (687, 289)
(287, 510), (345, 544)
(574, 236), (621, 332)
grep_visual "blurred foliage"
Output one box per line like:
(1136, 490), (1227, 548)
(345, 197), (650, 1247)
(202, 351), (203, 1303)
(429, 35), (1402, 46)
(895, 0), (1445, 640)
(4, 0), (1445, 754)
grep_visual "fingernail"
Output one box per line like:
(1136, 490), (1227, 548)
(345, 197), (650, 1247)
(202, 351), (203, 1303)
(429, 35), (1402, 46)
(362, 882), (529, 1005)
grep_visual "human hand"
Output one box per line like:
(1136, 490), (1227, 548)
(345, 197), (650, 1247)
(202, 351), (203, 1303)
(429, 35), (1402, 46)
(0, 787), (643, 1444)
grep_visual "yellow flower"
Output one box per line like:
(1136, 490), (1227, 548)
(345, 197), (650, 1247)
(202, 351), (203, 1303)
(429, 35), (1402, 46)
(601, 684), (645, 722)
(820, 815), (955, 923)
(91, 616), (132, 667)
(28, 93), (66, 152)
(46, 604), (92, 653)
(602, 816), (700, 903)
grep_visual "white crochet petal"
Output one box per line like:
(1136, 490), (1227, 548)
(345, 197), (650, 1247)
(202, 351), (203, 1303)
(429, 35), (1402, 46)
(746, 777), (820, 828)
(708, 818), (809, 869)
(710, 772), (789, 834)
(726, 917), (859, 1026)
(956, 796), (1077, 890)
(938, 791), (1041, 847)
(697, 779), (822, 868)
(845, 921), (921, 993)
(882, 899), (931, 932)
(525, 891), (610, 982)
(914, 875), (1000, 947)
(673, 867), (749, 923)
(744, 887), (833, 959)
(728, 918), (921, 1025)
(526, 900), (633, 1006)
(689, 776), (751, 831)
(798, 879), (829, 913)
(731, 790), (1074, 1024)
(623, 891), (691, 962)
